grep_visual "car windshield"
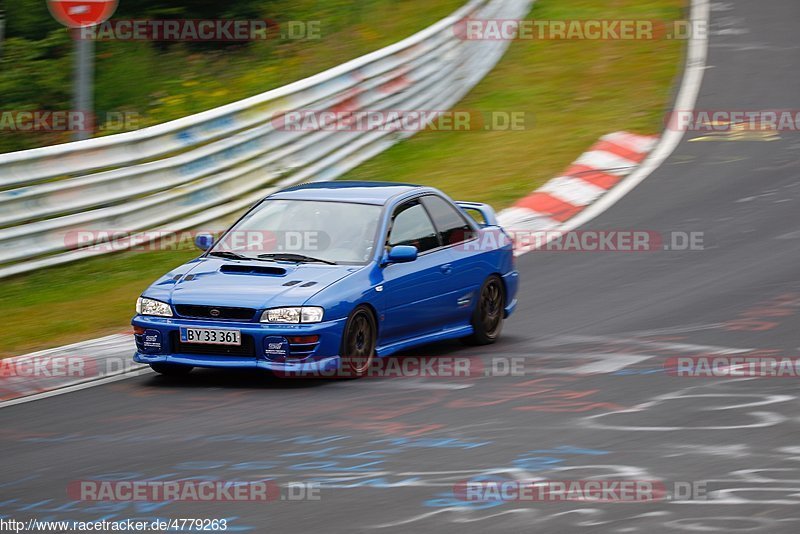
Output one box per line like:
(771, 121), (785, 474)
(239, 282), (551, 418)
(209, 199), (382, 265)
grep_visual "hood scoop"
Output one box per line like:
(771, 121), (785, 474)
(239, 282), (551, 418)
(220, 265), (287, 276)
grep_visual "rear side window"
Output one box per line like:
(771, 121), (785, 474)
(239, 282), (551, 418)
(388, 200), (440, 253)
(421, 195), (474, 246)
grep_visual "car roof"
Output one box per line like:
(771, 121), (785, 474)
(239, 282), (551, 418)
(268, 181), (423, 205)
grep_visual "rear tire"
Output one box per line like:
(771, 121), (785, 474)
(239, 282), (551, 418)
(150, 363), (193, 376)
(463, 275), (505, 346)
(340, 306), (377, 378)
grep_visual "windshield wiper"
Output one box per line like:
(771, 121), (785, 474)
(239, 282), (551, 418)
(208, 250), (258, 261)
(257, 253), (337, 265)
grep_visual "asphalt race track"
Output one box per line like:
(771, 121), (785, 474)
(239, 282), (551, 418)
(2, 1), (800, 532)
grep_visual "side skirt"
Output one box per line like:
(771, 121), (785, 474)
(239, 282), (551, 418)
(375, 324), (474, 358)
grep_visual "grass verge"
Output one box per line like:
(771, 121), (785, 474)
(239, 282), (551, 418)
(0, 0), (687, 356)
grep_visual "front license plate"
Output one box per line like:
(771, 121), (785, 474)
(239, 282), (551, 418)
(180, 327), (241, 346)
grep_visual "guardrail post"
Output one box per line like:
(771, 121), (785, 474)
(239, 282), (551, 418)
(73, 29), (95, 142)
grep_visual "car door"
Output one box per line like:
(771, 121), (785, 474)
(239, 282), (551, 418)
(420, 194), (487, 326)
(379, 198), (453, 344)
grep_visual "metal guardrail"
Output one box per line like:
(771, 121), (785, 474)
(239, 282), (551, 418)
(0, 0), (531, 279)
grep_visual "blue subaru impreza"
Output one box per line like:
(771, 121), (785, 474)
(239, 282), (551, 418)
(132, 181), (518, 377)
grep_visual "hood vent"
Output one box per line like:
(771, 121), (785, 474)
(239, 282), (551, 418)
(220, 265), (286, 276)
(283, 280), (303, 286)
(300, 281), (318, 287)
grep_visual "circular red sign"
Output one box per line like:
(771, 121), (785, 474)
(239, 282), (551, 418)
(47, 0), (119, 28)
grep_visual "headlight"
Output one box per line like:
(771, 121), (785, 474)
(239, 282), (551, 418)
(261, 307), (324, 323)
(136, 297), (173, 317)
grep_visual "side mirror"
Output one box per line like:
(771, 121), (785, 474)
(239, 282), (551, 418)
(385, 245), (418, 264)
(195, 233), (215, 251)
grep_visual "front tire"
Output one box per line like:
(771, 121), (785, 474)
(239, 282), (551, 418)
(150, 363), (193, 376)
(463, 275), (505, 345)
(340, 306), (377, 378)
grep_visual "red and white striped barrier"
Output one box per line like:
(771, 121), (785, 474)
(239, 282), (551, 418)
(498, 131), (658, 237)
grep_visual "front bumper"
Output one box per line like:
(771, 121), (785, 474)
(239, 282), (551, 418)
(131, 315), (346, 373)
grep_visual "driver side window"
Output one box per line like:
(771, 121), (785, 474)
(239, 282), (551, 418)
(388, 200), (440, 253)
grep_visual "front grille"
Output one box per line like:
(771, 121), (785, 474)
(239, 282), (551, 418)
(174, 304), (256, 321)
(170, 332), (256, 357)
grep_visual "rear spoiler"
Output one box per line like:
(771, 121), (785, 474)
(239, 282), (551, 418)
(455, 201), (499, 227)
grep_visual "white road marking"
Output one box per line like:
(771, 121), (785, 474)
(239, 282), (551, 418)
(568, 355), (653, 374)
(367, 379), (474, 390)
(537, 334), (753, 355)
(581, 388), (794, 432)
(0, 368), (153, 410)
